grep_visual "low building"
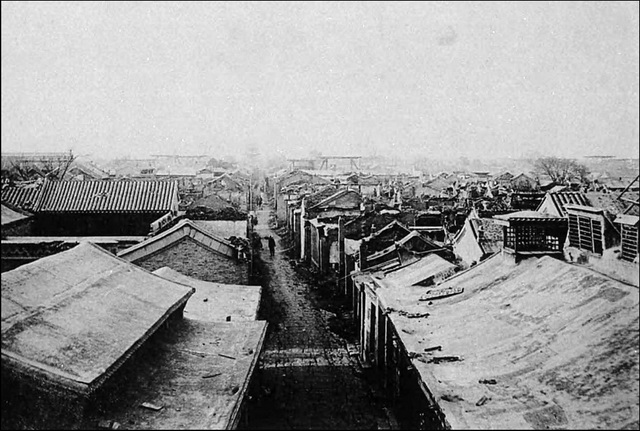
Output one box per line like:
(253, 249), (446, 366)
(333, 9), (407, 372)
(564, 204), (639, 286)
(616, 214), (639, 263)
(371, 252), (639, 429)
(153, 267), (262, 321)
(1, 241), (268, 430)
(536, 191), (590, 217)
(352, 252), (456, 370)
(118, 219), (249, 285)
(1, 242), (194, 429)
(32, 179), (179, 236)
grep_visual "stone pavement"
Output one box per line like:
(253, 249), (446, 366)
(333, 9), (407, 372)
(243, 208), (397, 430)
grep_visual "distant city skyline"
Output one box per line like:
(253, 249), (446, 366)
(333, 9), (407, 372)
(2, 1), (639, 161)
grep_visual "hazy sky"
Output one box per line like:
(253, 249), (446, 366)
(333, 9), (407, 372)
(2, 1), (639, 160)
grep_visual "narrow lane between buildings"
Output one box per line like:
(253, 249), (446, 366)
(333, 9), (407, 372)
(242, 207), (397, 430)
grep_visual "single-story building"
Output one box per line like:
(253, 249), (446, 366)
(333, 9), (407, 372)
(1, 242), (195, 429)
(118, 219), (249, 285)
(365, 251), (639, 429)
(31, 179), (180, 236)
(153, 267), (262, 321)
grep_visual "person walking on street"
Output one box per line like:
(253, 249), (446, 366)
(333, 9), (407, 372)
(268, 236), (276, 257)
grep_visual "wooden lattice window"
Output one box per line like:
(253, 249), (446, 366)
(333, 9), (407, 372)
(620, 224), (638, 263)
(505, 226), (516, 249)
(568, 213), (603, 255)
(513, 225), (560, 252)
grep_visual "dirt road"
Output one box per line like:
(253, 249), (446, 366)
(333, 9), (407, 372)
(242, 208), (396, 430)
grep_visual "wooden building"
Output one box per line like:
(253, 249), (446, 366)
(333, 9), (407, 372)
(616, 214), (639, 263)
(493, 210), (567, 263)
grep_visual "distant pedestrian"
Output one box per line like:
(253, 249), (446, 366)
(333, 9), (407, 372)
(268, 236), (276, 257)
(257, 195), (263, 209)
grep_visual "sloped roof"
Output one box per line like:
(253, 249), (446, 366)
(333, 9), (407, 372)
(354, 175), (381, 186)
(118, 219), (238, 262)
(1, 186), (42, 211)
(537, 192), (590, 217)
(369, 219), (413, 240)
(66, 159), (111, 180)
(382, 253), (455, 286)
(207, 173), (244, 189)
(598, 176), (639, 190)
(615, 214), (639, 226)
(34, 179), (178, 213)
(1, 242), (194, 395)
(1, 203), (32, 226)
(194, 220), (247, 239)
(153, 267), (261, 321)
(494, 210), (566, 224)
(511, 172), (535, 181)
(376, 254), (639, 429)
(396, 230), (441, 250)
(426, 176), (457, 191)
(189, 193), (234, 211)
(303, 185), (340, 208)
(548, 184), (569, 193)
(469, 216), (503, 255)
(493, 171), (513, 181)
(366, 230), (440, 262)
(585, 191), (640, 217)
(81, 318), (267, 430)
(155, 168), (197, 177)
(308, 188), (361, 211)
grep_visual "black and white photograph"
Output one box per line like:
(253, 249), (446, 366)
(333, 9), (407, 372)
(1, 1), (638, 429)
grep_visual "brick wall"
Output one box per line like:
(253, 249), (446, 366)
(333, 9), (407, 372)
(135, 237), (249, 285)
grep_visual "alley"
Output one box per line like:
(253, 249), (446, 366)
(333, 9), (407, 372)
(243, 207), (397, 430)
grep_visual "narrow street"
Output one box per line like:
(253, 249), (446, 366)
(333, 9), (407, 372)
(243, 207), (397, 430)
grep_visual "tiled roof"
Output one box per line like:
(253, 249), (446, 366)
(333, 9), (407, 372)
(585, 191), (640, 217)
(34, 179), (178, 213)
(1, 242), (194, 394)
(118, 219), (238, 262)
(1, 186), (42, 211)
(539, 192), (590, 217)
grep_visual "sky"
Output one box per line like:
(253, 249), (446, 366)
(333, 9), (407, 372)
(1, 1), (639, 161)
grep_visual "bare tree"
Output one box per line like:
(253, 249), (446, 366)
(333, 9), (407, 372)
(533, 156), (590, 185)
(5, 150), (75, 182)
